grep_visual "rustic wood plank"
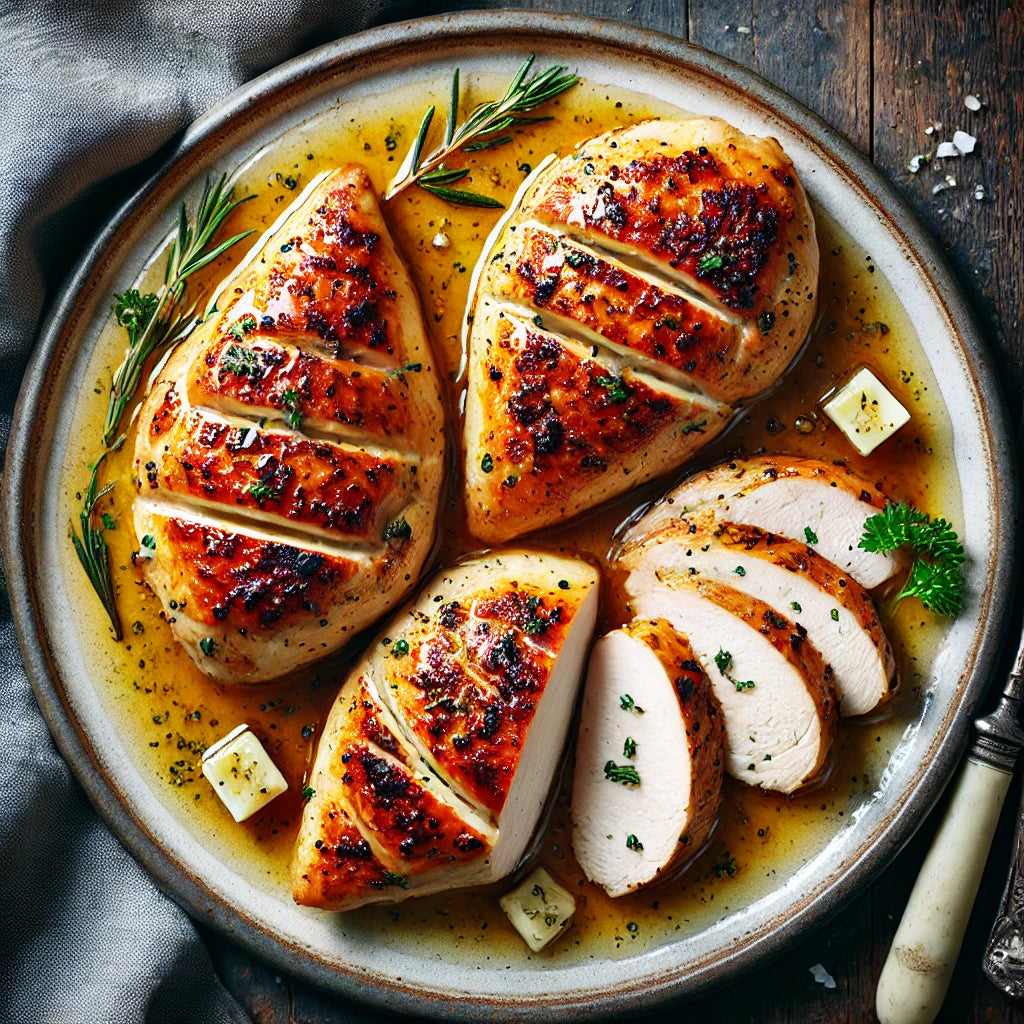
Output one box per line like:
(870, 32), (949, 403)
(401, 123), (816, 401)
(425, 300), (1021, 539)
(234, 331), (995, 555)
(872, 0), (1024, 421)
(689, 0), (871, 153)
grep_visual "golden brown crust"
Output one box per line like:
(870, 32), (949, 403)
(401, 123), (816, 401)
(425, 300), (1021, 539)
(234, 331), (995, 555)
(622, 619), (725, 857)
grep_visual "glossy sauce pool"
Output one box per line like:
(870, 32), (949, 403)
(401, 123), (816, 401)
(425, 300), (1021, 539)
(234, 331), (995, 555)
(62, 74), (961, 965)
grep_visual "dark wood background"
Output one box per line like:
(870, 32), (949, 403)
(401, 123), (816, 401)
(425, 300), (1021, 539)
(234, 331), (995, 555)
(204, 1), (1024, 1021)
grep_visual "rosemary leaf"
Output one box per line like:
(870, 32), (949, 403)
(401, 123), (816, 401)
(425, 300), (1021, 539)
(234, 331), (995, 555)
(419, 166), (470, 186)
(384, 55), (578, 206)
(419, 184), (505, 208)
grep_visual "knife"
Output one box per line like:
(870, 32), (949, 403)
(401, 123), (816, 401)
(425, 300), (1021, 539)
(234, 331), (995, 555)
(876, 617), (1024, 1024)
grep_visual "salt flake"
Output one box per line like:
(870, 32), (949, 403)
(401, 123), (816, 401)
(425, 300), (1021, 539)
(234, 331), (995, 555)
(935, 141), (959, 158)
(737, 25), (752, 34)
(431, 231), (450, 249)
(965, 94), (982, 111)
(974, 183), (986, 201)
(810, 963), (837, 989)
(952, 130), (977, 154)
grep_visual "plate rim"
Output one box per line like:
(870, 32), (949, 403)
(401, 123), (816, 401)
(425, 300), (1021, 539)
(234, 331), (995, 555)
(3, 10), (1018, 1020)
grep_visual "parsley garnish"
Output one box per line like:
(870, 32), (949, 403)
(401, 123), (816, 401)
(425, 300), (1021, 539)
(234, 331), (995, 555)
(229, 314), (257, 340)
(698, 253), (724, 271)
(383, 515), (412, 545)
(626, 834), (643, 852)
(199, 637), (217, 657)
(831, 608), (840, 621)
(804, 526), (819, 544)
(249, 481), (281, 503)
(859, 501), (965, 615)
(619, 694), (645, 714)
(391, 639), (410, 657)
(603, 760), (641, 786)
(480, 452), (494, 473)
(714, 649), (732, 674)
(221, 344), (261, 378)
(381, 871), (408, 889)
(594, 374), (629, 404)
(280, 388), (303, 430)
(734, 679), (756, 692)
(302, 786), (316, 802)
(623, 736), (637, 759)
(790, 601), (802, 613)
(733, 565), (746, 577)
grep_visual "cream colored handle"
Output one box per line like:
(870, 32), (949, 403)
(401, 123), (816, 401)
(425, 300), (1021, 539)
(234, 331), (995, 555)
(876, 757), (1013, 1024)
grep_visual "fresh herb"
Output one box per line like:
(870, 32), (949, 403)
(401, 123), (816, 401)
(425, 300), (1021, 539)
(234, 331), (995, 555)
(757, 311), (776, 333)
(385, 57), (578, 207)
(229, 314), (257, 340)
(604, 760), (641, 786)
(619, 694), (644, 714)
(564, 249), (593, 269)
(221, 344), (261, 378)
(381, 871), (408, 889)
(280, 388), (303, 430)
(383, 515), (412, 545)
(767, 612), (789, 630)
(101, 513), (116, 530)
(302, 786), (316, 802)
(859, 501), (965, 615)
(734, 679), (756, 692)
(388, 361), (422, 377)
(623, 736), (637, 759)
(102, 176), (254, 447)
(626, 834), (643, 852)
(532, 314), (545, 328)
(714, 649), (732, 674)
(804, 526), (819, 544)
(680, 419), (707, 435)
(140, 534), (156, 552)
(733, 565), (746, 577)
(249, 481), (281, 503)
(70, 449), (122, 639)
(713, 855), (738, 878)
(790, 601), (802, 613)
(594, 374), (629, 404)
(698, 253), (724, 271)
(199, 637), (217, 657)
(831, 608), (840, 621)
(391, 639), (410, 657)
(480, 452), (494, 473)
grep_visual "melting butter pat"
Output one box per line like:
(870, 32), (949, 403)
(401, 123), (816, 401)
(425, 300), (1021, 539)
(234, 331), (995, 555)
(201, 724), (288, 822)
(823, 367), (910, 456)
(499, 867), (576, 952)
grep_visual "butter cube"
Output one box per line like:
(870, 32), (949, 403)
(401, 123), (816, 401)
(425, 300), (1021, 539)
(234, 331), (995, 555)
(499, 867), (576, 952)
(823, 367), (910, 456)
(201, 724), (288, 822)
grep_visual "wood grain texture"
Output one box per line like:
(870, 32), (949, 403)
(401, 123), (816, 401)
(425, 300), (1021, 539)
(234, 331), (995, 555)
(208, 1), (1024, 1020)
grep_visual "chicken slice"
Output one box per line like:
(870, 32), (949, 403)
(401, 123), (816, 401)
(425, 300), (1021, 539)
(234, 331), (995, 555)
(133, 166), (445, 682)
(292, 674), (496, 911)
(292, 549), (600, 909)
(624, 569), (839, 793)
(625, 454), (902, 589)
(626, 515), (895, 716)
(463, 117), (818, 542)
(463, 303), (729, 543)
(572, 619), (725, 897)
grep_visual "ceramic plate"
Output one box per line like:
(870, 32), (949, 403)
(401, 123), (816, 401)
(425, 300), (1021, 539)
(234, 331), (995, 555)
(4, 12), (1016, 1020)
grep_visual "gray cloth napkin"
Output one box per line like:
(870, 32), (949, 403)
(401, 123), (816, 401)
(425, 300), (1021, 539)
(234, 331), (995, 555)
(0, 2), (669, 1021)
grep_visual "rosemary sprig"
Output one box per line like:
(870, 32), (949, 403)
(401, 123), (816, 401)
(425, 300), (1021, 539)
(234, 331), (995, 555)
(384, 56), (578, 207)
(101, 175), (254, 447)
(70, 445), (123, 640)
(76, 175), (255, 638)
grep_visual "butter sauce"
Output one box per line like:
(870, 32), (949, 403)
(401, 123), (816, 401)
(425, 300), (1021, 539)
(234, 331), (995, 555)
(60, 74), (960, 964)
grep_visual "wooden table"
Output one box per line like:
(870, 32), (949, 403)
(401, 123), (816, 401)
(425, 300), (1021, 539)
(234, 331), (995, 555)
(205, 2), (1024, 1020)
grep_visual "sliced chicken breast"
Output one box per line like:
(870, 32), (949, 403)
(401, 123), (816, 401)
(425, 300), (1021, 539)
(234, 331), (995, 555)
(464, 117), (818, 543)
(572, 619), (725, 897)
(626, 454), (902, 589)
(624, 569), (838, 793)
(133, 166), (445, 682)
(463, 303), (729, 542)
(292, 673), (496, 911)
(293, 549), (600, 909)
(627, 515), (895, 716)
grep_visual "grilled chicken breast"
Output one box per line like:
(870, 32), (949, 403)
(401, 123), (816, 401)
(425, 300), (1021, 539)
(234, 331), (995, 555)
(464, 117), (818, 543)
(133, 167), (445, 682)
(623, 568), (839, 793)
(292, 549), (600, 910)
(572, 619), (725, 897)
(626, 454), (901, 589)
(625, 514), (895, 716)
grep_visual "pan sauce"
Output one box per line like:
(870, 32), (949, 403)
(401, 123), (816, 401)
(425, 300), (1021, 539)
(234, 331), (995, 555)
(63, 74), (960, 963)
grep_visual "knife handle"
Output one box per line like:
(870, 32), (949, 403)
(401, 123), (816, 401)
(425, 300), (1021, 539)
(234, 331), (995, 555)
(876, 757), (1013, 1024)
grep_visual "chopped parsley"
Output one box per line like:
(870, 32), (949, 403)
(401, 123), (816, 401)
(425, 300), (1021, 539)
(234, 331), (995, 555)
(831, 608), (840, 621)
(790, 601), (802, 613)
(391, 639), (410, 657)
(698, 253), (724, 271)
(713, 855), (738, 878)
(280, 388), (303, 430)
(249, 481), (281, 502)
(383, 515), (412, 545)
(381, 871), (408, 889)
(626, 834), (643, 852)
(733, 565), (746, 577)
(623, 736), (637, 759)
(594, 374), (629, 404)
(101, 513), (116, 530)
(804, 526), (819, 544)
(619, 694), (645, 714)
(603, 760), (641, 786)
(302, 786), (316, 802)
(714, 649), (732, 674)
(229, 314), (257, 340)
(734, 679), (756, 692)
(757, 311), (776, 333)
(680, 419), (707, 435)
(480, 452), (494, 473)
(199, 637), (217, 657)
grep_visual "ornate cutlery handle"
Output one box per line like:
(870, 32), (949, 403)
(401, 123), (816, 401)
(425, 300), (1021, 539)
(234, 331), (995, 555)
(984, 780), (1024, 996)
